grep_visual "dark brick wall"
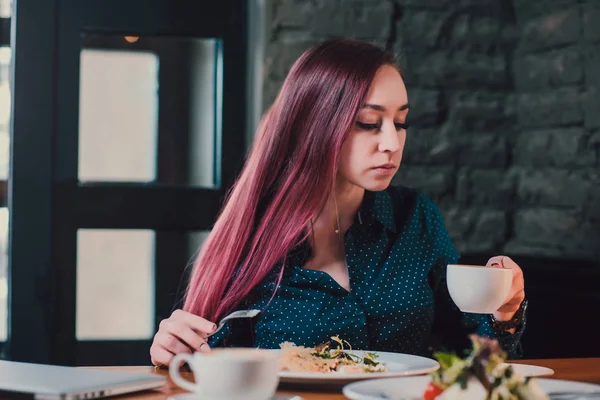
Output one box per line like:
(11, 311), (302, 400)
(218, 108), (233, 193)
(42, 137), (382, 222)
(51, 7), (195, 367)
(263, 0), (600, 262)
(508, 0), (600, 261)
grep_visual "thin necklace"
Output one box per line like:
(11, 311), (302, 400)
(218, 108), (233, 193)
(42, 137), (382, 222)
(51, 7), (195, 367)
(333, 194), (341, 235)
(334, 195), (351, 291)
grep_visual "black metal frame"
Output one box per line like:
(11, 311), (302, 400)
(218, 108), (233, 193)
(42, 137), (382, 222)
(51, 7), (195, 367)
(6, 0), (57, 363)
(0, 17), (9, 46)
(7, 0), (247, 365)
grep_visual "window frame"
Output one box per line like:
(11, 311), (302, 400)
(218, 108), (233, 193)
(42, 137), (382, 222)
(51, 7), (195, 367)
(6, 0), (247, 365)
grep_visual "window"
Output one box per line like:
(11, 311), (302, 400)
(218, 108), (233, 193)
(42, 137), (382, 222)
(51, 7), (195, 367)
(74, 35), (222, 342)
(79, 35), (221, 188)
(76, 229), (155, 340)
(0, 0), (11, 18)
(0, 45), (11, 342)
(5, 0), (247, 364)
(79, 49), (159, 182)
(0, 47), (10, 180)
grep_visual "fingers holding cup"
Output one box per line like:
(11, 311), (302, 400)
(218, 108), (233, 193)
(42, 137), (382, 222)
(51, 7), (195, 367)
(487, 256), (526, 319)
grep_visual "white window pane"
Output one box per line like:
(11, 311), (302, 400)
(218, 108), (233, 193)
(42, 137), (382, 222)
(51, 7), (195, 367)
(0, 47), (11, 180)
(0, 0), (11, 18)
(188, 40), (218, 188)
(0, 208), (8, 341)
(76, 229), (155, 340)
(0, 45), (10, 341)
(78, 50), (159, 182)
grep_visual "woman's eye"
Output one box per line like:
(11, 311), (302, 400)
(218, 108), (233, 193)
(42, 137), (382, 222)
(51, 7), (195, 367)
(356, 121), (380, 131)
(356, 121), (410, 131)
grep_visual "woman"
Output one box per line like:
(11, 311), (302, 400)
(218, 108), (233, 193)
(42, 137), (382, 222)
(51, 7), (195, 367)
(150, 38), (526, 367)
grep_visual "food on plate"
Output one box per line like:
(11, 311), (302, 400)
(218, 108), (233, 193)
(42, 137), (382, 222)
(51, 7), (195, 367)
(279, 335), (387, 373)
(424, 334), (549, 400)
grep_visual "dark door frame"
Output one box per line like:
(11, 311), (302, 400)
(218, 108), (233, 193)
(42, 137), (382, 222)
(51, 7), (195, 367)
(7, 0), (247, 365)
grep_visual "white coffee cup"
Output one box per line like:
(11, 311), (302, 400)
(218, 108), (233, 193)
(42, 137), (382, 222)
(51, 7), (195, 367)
(446, 264), (512, 314)
(169, 348), (280, 400)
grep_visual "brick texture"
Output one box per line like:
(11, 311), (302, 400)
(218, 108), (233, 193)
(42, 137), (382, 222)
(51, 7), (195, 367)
(263, 0), (599, 260)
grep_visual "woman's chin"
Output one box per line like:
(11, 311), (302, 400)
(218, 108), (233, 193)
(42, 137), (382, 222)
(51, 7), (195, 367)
(361, 179), (394, 192)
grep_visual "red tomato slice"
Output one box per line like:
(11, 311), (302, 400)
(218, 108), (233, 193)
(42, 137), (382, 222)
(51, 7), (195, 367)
(423, 382), (444, 400)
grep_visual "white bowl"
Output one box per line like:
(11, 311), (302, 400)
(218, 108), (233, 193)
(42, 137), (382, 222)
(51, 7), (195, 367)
(446, 264), (512, 314)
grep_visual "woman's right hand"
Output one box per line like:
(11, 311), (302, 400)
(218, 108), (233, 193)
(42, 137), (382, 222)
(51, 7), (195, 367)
(150, 309), (217, 367)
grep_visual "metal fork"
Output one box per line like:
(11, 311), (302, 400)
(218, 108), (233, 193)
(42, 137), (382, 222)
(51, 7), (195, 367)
(205, 309), (261, 338)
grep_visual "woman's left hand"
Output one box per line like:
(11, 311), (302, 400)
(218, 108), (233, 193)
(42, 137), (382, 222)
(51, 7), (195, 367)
(486, 256), (525, 321)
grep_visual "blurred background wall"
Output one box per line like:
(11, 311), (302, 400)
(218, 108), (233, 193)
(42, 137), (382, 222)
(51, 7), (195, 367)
(262, 0), (600, 261)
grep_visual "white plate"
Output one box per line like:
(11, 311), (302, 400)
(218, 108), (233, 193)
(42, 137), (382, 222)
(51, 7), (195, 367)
(276, 350), (439, 386)
(343, 376), (600, 400)
(504, 362), (554, 377)
(168, 395), (303, 400)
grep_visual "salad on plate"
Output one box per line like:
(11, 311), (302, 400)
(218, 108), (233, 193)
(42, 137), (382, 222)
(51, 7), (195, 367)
(424, 334), (548, 400)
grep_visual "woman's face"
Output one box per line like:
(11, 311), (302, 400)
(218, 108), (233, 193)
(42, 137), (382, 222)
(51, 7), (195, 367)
(338, 65), (409, 192)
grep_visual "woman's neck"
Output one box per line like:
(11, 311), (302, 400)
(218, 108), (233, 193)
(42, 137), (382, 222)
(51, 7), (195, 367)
(303, 180), (363, 289)
(311, 180), (364, 242)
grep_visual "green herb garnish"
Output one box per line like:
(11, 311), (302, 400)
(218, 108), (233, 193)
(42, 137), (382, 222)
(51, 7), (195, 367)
(310, 336), (383, 369)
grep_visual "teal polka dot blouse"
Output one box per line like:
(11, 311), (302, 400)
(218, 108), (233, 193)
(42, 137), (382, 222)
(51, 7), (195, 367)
(209, 186), (525, 359)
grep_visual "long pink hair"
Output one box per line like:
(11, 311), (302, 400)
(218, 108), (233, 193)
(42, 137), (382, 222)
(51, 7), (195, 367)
(183, 38), (398, 322)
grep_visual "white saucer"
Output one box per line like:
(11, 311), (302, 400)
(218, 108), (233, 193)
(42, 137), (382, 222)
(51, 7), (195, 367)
(504, 362), (554, 377)
(343, 376), (600, 400)
(168, 394), (303, 400)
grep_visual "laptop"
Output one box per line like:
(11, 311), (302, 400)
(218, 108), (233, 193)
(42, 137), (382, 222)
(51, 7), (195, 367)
(0, 360), (166, 400)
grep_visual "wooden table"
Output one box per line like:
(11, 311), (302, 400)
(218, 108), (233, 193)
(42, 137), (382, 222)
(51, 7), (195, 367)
(103, 358), (600, 400)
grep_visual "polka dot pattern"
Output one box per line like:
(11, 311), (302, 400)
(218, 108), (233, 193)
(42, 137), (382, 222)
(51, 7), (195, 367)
(209, 187), (524, 358)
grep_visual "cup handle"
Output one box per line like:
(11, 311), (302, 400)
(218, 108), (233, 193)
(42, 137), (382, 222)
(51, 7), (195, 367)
(169, 353), (201, 393)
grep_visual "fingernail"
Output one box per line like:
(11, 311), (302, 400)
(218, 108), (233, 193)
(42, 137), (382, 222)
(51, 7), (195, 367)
(200, 343), (211, 353)
(490, 262), (500, 267)
(211, 324), (217, 332)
